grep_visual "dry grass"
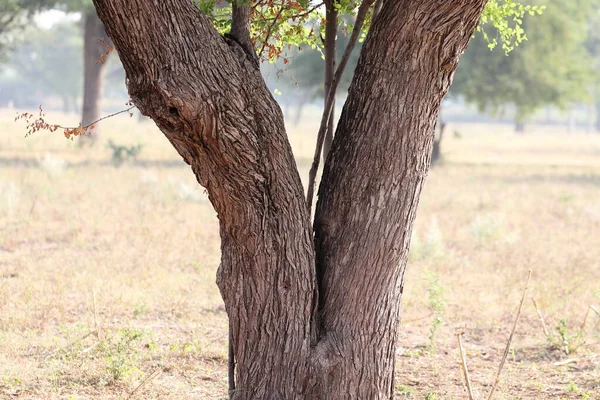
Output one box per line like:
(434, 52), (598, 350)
(1, 107), (599, 399)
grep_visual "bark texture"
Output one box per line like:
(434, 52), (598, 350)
(92, 0), (487, 398)
(92, 1), (316, 398)
(80, 9), (108, 146)
(312, 1), (487, 397)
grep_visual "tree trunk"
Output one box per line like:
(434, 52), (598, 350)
(596, 98), (600, 132)
(515, 120), (525, 133)
(431, 120), (447, 167)
(313, 3), (484, 396)
(79, 9), (108, 146)
(92, 0), (487, 398)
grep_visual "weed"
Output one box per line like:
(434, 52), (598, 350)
(423, 270), (446, 351)
(99, 328), (146, 382)
(396, 384), (415, 397)
(38, 152), (67, 177)
(0, 181), (20, 210)
(469, 213), (505, 243)
(132, 302), (147, 319)
(107, 140), (142, 166)
(410, 217), (445, 260)
(550, 319), (585, 355)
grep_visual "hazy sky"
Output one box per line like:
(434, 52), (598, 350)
(35, 10), (81, 29)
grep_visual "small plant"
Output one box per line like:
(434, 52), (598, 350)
(0, 181), (20, 210)
(469, 213), (506, 243)
(410, 217), (445, 261)
(424, 392), (438, 400)
(100, 328), (146, 382)
(553, 319), (585, 355)
(396, 384), (415, 397)
(423, 270), (446, 351)
(107, 140), (143, 166)
(132, 302), (147, 319)
(38, 152), (67, 177)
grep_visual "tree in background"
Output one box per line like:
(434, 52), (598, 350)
(0, 0), (59, 59)
(1, 0), (113, 143)
(60, 0), (111, 144)
(583, 1), (600, 131)
(452, 0), (595, 131)
(0, 21), (82, 111)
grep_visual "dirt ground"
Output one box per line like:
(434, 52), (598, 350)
(0, 109), (599, 399)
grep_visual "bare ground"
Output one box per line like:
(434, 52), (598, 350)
(0, 109), (599, 399)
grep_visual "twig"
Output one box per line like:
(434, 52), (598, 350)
(553, 359), (577, 366)
(257, 6), (285, 59)
(44, 330), (97, 360)
(306, 0), (375, 213)
(92, 289), (104, 341)
(457, 332), (476, 400)
(590, 305), (600, 319)
(487, 270), (532, 400)
(580, 306), (591, 331)
(127, 368), (161, 399)
(531, 298), (550, 337)
(84, 105), (135, 130)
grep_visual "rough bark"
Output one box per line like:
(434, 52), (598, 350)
(92, 0), (487, 398)
(80, 9), (108, 146)
(312, 1), (487, 397)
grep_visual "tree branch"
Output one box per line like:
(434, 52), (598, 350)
(230, 1), (257, 59)
(306, 0), (375, 213)
(322, 0), (338, 163)
(257, 5), (285, 59)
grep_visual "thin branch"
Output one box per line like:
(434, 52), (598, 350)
(487, 270), (532, 400)
(255, 2), (324, 23)
(580, 305), (591, 331)
(83, 105), (135, 130)
(457, 332), (476, 400)
(322, 0), (338, 162)
(306, 0), (375, 212)
(257, 6), (285, 59)
(127, 369), (161, 399)
(531, 298), (550, 337)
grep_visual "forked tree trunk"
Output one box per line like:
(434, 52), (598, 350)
(80, 9), (108, 146)
(92, 0), (487, 398)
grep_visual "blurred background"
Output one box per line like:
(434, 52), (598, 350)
(0, 1), (599, 399)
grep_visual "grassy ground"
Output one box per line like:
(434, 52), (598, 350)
(0, 108), (599, 399)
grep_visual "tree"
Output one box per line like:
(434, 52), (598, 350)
(58, 0), (111, 144)
(452, 0), (593, 131)
(0, 0), (61, 59)
(1, 21), (82, 111)
(83, 0), (512, 397)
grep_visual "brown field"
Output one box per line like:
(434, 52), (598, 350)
(0, 108), (599, 399)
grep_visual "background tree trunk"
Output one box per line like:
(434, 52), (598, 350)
(431, 120), (447, 166)
(92, 0), (487, 398)
(79, 9), (108, 147)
